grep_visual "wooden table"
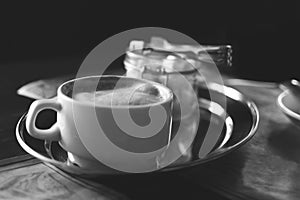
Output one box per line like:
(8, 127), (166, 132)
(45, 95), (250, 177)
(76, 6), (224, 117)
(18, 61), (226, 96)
(1, 58), (299, 199)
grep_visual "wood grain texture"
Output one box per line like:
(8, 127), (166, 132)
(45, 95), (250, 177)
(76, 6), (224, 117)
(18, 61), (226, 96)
(0, 162), (126, 200)
(180, 84), (300, 200)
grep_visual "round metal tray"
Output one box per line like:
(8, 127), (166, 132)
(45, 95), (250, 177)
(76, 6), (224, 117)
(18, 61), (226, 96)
(16, 84), (259, 177)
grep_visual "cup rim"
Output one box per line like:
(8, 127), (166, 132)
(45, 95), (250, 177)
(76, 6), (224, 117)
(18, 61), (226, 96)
(278, 90), (300, 120)
(57, 75), (173, 108)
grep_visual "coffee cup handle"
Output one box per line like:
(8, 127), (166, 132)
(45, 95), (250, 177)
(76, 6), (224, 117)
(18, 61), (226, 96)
(26, 98), (61, 141)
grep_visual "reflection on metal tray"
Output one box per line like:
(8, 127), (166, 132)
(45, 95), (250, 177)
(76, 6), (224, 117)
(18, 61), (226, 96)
(16, 84), (259, 177)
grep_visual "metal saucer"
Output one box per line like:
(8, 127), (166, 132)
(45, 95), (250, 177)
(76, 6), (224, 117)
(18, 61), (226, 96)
(16, 84), (259, 177)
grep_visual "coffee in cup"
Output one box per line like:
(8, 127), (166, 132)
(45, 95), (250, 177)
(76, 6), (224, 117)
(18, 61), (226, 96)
(73, 82), (164, 106)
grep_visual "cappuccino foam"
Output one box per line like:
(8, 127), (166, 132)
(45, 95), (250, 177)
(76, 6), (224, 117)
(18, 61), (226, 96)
(74, 83), (164, 106)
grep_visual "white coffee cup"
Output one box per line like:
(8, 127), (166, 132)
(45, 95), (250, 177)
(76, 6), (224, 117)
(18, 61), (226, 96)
(26, 75), (173, 173)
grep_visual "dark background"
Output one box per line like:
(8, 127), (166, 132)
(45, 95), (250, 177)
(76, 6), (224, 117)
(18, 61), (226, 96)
(1, 1), (300, 82)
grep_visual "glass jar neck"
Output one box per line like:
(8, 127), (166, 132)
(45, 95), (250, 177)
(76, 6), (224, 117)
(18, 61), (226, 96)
(125, 48), (198, 75)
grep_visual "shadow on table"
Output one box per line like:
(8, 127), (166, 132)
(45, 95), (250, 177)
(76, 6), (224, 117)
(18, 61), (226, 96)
(78, 170), (230, 200)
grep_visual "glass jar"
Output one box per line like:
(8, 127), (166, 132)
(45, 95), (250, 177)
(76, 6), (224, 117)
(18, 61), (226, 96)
(124, 48), (201, 121)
